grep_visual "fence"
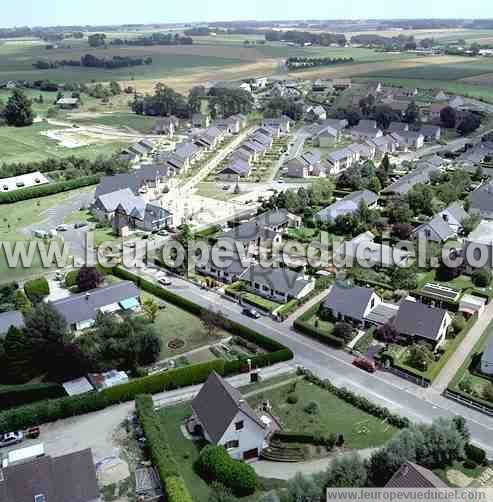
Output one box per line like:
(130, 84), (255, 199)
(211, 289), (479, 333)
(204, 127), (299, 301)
(444, 389), (493, 418)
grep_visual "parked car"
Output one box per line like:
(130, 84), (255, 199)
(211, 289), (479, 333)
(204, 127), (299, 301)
(158, 277), (172, 287)
(0, 431), (23, 448)
(74, 222), (88, 229)
(352, 357), (376, 373)
(242, 308), (261, 319)
(25, 427), (40, 439)
(56, 224), (68, 232)
(124, 241), (136, 248)
(222, 185), (230, 190)
(157, 229), (169, 237)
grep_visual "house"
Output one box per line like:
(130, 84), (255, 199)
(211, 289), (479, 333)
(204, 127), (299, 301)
(0, 310), (24, 337)
(189, 372), (271, 460)
(351, 120), (383, 141)
(219, 209), (301, 249)
(382, 161), (440, 196)
(388, 122), (409, 133)
(286, 158), (309, 178)
(326, 148), (358, 174)
(459, 141), (493, 165)
(153, 116), (178, 137)
(0, 171), (50, 192)
(387, 100), (410, 117)
(392, 300), (452, 349)
(242, 265), (315, 303)
(393, 87), (418, 98)
(434, 90), (449, 102)
(196, 126), (224, 150)
(218, 158), (252, 180)
(368, 135), (398, 156)
(305, 105), (327, 122)
(337, 231), (411, 268)
(113, 199), (172, 236)
(56, 96), (80, 109)
(322, 283), (382, 326)
(391, 131), (425, 151)
(192, 113), (211, 128)
(285, 150), (323, 178)
(463, 220), (493, 271)
(51, 281), (141, 331)
(348, 142), (375, 160)
(414, 203), (468, 243)
(469, 181), (493, 219)
(215, 116), (242, 135)
(198, 244), (251, 284)
(314, 190), (378, 223)
(332, 78), (352, 90)
(449, 96), (465, 109)
(481, 337), (493, 375)
(386, 461), (447, 488)
(430, 101), (448, 120)
(173, 141), (203, 167)
(419, 124), (441, 142)
(0, 449), (100, 502)
(312, 128), (339, 148)
(263, 116), (292, 135)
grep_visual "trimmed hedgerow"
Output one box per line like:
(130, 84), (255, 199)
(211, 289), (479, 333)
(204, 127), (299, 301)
(24, 277), (50, 302)
(0, 382), (66, 410)
(195, 445), (257, 496)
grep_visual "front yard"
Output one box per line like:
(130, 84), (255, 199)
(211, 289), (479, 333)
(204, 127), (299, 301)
(248, 380), (398, 450)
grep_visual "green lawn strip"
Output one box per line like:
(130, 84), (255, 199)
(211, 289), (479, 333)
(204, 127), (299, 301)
(448, 321), (493, 406)
(141, 291), (228, 360)
(248, 380), (398, 449)
(387, 315), (477, 382)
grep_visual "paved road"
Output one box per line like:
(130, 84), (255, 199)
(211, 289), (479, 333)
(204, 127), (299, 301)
(131, 266), (493, 456)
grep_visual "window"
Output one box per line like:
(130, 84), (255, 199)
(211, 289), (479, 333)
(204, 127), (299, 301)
(225, 440), (239, 449)
(235, 421), (244, 431)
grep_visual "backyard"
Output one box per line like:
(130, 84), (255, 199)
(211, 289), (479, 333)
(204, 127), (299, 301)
(248, 380), (398, 450)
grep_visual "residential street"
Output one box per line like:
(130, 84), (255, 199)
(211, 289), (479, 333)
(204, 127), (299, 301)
(132, 266), (493, 456)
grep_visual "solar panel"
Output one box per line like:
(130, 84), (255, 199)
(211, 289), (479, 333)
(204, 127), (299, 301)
(421, 283), (460, 301)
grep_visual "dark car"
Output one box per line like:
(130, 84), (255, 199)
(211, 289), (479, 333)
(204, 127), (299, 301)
(242, 308), (261, 319)
(74, 222), (88, 229)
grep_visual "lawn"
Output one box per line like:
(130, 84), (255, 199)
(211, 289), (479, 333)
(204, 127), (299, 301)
(241, 292), (282, 313)
(449, 321), (493, 406)
(306, 314), (335, 336)
(0, 122), (126, 163)
(0, 188), (92, 283)
(195, 182), (236, 202)
(142, 292), (228, 360)
(72, 112), (158, 133)
(248, 380), (398, 449)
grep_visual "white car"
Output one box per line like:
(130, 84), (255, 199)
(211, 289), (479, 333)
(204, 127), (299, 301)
(56, 224), (69, 232)
(158, 277), (172, 287)
(124, 241), (137, 248)
(157, 230), (169, 237)
(0, 431), (23, 448)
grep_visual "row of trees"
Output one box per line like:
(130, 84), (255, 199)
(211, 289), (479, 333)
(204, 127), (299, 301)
(286, 57), (354, 71)
(440, 106), (482, 135)
(132, 84), (254, 119)
(34, 54), (153, 70)
(110, 32), (193, 46)
(265, 30), (346, 47)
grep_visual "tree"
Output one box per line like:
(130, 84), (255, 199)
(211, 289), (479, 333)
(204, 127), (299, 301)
(142, 297), (160, 322)
(368, 176), (382, 193)
(391, 266), (417, 290)
(109, 81), (121, 96)
(392, 223), (413, 240)
(88, 33), (106, 47)
(77, 266), (103, 292)
(407, 343), (434, 371)
(472, 267), (492, 288)
(457, 113), (481, 136)
(325, 453), (368, 487)
(14, 289), (32, 315)
(404, 101), (420, 124)
(440, 106), (457, 128)
(483, 382), (493, 403)
(461, 214), (480, 235)
(453, 416), (471, 443)
(188, 86), (207, 114)
(333, 322), (353, 343)
(452, 314), (466, 334)
(1, 326), (36, 383)
(209, 482), (238, 502)
(282, 473), (323, 502)
(4, 89), (34, 127)
(373, 105), (399, 130)
(376, 323), (399, 343)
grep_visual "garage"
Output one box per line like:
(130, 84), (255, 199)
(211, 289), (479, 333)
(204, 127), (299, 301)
(243, 448), (259, 461)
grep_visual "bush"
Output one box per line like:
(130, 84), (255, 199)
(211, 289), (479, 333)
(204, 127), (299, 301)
(64, 270), (79, 288)
(472, 267), (492, 288)
(273, 431), (336, 449)
(293, 307), (345, 349)
(304, 400), (320, 415)
(165, 477), (194, 502)
(286, 393), (299, 404)
(0, 175), (100, 204)
(463, 460), (478, 470)
(0, 382), (66, 410)
(464, 443), (487, 465)
(24, 277), (50, 302)
(196, 445), (257, 496)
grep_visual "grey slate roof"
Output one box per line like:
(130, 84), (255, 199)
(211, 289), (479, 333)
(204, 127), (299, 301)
(0, 448), (100, 502)
(415, 214), (457, 242)
(192, 372), (265, 443)
(393, 300), (448, 342)
(386, 462), (447, 488)
(96, 188), (138, 213)
(0, 310), (24, 336)
(220, 158), (251, 176)
(315, 190), (378, 222)
(470, 181), (493, 214)
(323, 283), (374, 321)
(483, 336), (493, 364)
(51, 281), (140, 325)
(382, 163), (438, 195)
(243, 264), (312, 297)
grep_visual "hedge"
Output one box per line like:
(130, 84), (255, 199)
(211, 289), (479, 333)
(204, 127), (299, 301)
(465, 443), (487, 465)
(24, 276), (50, 302)
(298, 368), (410, 429)
(0, 175), (100, 204)
(136, 395), (193, 502)
(293, 303), (345, 349)
(272, 431), (336, 448)
(0, 359), (224, 434)
(64, 270), (79, 288)
(0, 382), (66, 410)
(195, 445), (257, 496)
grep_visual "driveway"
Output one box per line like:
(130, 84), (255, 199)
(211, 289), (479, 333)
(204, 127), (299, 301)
(252, 448), (375, 480)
